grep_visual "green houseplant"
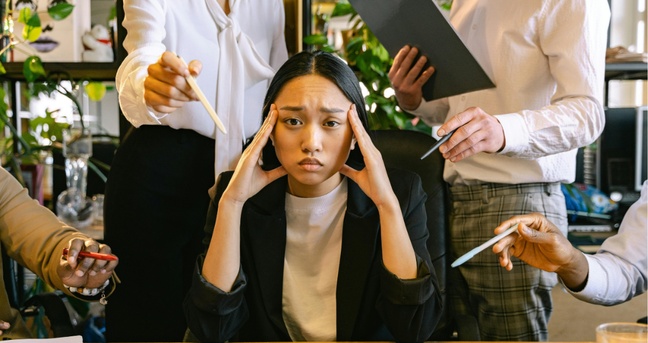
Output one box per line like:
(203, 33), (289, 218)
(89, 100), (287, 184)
(0, 3), (110, 186)
(304, 0), (437, 134)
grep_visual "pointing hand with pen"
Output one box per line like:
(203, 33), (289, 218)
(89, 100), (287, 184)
(389, 45), (506, 162)
(144, 51), (204, 115)
(491, 213), (589, 291)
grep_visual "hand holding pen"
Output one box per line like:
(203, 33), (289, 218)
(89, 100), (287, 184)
(143, 51), (203, 115)
(58, 239), (118, 290)
(430, 106), (506, 162)
(420, 128), (456, 160)
(492, 213), (580, 274)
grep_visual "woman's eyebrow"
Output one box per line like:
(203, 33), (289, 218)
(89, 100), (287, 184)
(320, 106), (345, 114)
(278, 105), (346, 114)
(278, 105), (303, 112)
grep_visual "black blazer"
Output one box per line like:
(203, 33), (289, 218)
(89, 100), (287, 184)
(184, 169), (442, 343)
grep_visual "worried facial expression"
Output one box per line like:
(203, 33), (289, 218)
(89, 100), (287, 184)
(271, 74), (354, 198)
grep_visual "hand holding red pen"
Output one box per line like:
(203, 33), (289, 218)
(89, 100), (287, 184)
(58, 238), (118, 290)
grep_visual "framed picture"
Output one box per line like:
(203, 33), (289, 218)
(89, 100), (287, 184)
(11, 0), (91, 62)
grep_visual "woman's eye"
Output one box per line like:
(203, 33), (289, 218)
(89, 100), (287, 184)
(284, 118), (302, 126)
(323, 121), (340, 128)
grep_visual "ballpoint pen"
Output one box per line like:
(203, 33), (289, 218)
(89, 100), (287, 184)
(420, 129), (456, 160)
(178, 56), (228, 134)
(451, 224), (518, 268)
(63, 248), (119, 261)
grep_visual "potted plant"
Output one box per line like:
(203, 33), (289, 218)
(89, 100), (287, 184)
(0, 2), (110, 187)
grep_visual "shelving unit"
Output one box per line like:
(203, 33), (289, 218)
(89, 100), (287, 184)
(604, 61), (647, 106)
(1, 62), (118, 81)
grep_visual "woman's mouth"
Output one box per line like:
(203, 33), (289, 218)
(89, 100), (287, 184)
(298, 158), (323, 171)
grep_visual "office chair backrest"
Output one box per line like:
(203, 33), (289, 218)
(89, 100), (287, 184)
(373, 129), (481, 340)
(372, 129), (452, 338)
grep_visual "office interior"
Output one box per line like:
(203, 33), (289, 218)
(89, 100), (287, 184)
(1, 0), (646, 342)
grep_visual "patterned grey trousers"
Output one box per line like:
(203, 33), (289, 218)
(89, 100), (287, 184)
(448, 182), (567, 341)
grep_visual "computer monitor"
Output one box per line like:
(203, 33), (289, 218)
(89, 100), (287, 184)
(598, 106), (648, 205)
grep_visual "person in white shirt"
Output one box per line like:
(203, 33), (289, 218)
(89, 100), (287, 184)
(104, 0), (288, 341)
(387, 1), (610, 340)
(493, 181), (647, 306)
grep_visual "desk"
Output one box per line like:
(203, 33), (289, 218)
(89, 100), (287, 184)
(222, 342), (595, 343)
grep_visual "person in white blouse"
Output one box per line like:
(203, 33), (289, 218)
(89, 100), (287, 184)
(387, 1), (610, 340)
(104, 0), (288, 341)
(493, 181), (647, 306)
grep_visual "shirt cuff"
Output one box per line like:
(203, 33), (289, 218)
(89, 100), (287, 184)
(188, 255), (247, 315)
(562, 255), (605, 303)
(494, 113), (528, 154)
(380, 255), (433, 305)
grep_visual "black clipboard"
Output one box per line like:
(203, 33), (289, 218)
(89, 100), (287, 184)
(348, 0), (495, 101)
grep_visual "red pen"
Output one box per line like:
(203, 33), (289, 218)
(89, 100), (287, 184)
(62, 248), (118, 261)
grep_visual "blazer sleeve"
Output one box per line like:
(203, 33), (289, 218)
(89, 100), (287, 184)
(184, 171), (250, 343)
(0, 168), (116, 301)
(376, 170), (443, 343)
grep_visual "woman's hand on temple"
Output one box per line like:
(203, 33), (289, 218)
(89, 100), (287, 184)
(339, 105), (397, 208)
(222, 105), (287, 205)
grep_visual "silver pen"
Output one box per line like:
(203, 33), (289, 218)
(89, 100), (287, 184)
(420, 129), (456, 160)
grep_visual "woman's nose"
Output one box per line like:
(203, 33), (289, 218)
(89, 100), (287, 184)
(301, 125), (323, 153)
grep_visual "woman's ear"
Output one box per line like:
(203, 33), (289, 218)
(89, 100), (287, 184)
(270, 133), (275, 146)
(350, 136), (356, 150)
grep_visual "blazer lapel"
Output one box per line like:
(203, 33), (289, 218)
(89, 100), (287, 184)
(245, 177), (289, 337)
(336, 179), (380, 340)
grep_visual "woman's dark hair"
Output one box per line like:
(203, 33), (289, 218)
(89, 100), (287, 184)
(259, 50), (369, 170)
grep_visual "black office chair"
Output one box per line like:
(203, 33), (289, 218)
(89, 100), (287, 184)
(372, 129), (480, 341)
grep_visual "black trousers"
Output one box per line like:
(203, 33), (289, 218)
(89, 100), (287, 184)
(104, 125), (215, 342)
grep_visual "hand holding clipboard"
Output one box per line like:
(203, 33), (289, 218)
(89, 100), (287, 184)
(348, 0), (494, 101)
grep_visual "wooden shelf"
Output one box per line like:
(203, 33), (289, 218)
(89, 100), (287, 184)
(1, 62), (118, 81)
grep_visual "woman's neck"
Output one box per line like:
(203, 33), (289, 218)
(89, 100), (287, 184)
(218, 0), (230, 15)
(287, 173), (344, 198)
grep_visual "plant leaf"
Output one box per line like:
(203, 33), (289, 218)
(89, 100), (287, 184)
(303, 34), (329, 46)
(23, 56), (46, 83)
(331, 1), (354, 17)
(18, 8), (32, 24)
(19, 8), (42, 42)
(22, 24), (42, 42)
(48, 2), (75, 21)
(85, 82), (106, 101)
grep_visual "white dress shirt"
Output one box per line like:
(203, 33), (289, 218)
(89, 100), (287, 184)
(116, 0), (288, 178)
(568, 181), (648, 305)
(410, 0), (610, 185)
